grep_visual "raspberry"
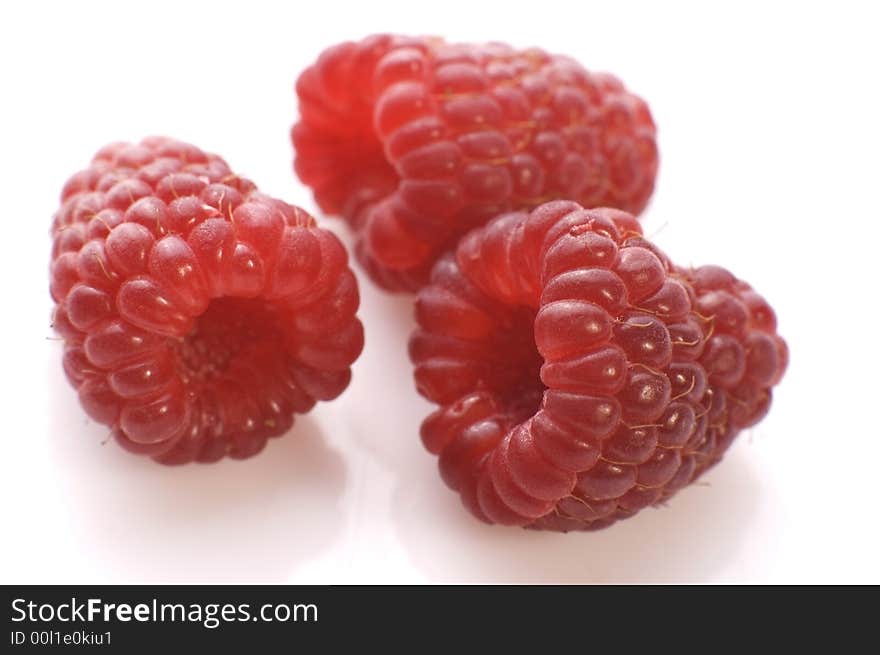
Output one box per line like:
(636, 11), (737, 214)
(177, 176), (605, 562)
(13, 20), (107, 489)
(293, 34), (658, 292)
(50, 137), (364, 464)
(410, 201), (787, 530)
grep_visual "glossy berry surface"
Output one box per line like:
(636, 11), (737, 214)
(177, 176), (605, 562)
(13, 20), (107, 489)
(51, 137), (364, 464)
(293, 35), (658, 292)
(410, 201), (787, 530)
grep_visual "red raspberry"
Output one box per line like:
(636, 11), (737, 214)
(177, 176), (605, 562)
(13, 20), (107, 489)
(410, 201), (787, 530)
(50, 137), (364, 464)
(293, 34), (658, 292)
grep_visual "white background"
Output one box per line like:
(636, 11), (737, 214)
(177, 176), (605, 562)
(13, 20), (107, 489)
(1, 0), (878, 583)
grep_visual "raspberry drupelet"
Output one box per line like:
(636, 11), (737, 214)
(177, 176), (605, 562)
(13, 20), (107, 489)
(293, 34), (658, 292)
(410, 201), (787, 530)
(50, 137), (364, 464)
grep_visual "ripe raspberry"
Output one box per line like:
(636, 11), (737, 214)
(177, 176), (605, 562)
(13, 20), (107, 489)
(50, 137), (364, 464)
(293, 34), (658, 292)
(410, 201), (787, 530)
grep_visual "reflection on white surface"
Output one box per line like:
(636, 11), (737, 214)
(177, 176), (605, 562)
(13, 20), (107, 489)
(47, 376), (347, 583)
(391, 448), (761, 584)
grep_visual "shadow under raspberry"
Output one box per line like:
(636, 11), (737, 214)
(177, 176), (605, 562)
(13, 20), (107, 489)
(389, 443), (763, 583)
(46, 373), (347, 583)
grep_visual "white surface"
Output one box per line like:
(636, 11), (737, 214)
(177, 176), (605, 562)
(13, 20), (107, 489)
(1, 0), (878, 584)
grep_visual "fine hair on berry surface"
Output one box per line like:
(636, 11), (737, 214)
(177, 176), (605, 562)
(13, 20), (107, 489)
(293, 34), (658, 292)
(410, 201), (787, 531)
(50, 137), (364, 464)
